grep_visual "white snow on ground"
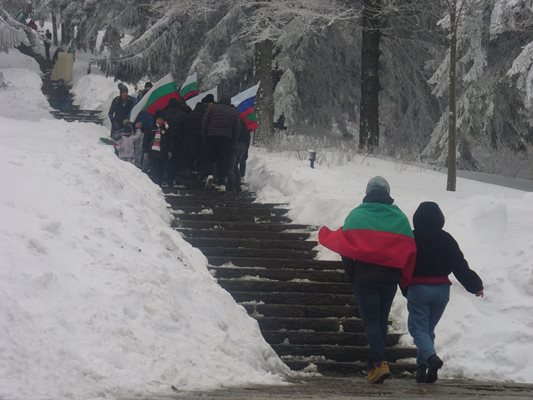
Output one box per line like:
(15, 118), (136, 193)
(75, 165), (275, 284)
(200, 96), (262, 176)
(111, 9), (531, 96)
(247, 149), (533, 383)
(0, 50), (50, 120)
(0, 50), (287, 400)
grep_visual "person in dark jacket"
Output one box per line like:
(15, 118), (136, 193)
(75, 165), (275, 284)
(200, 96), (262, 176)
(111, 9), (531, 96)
(162, 98), (188, 187)
(108, 85), (135, 133)
(201, 95), (240, 191)
(407, 201), (484, 384)
(319, 177), (417, 384)
(145, 111), (171, 185)
(44, 29), (52, 61)
(137, 81), (153, 102)
(182, 102), (208, 183)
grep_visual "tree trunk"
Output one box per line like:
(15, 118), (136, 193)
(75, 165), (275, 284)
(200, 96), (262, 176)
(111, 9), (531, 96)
(359, 0), (381, 152)
(254, 39), (274, 145)
(447, 1), (458, 192)
(52, 13), (58, 46)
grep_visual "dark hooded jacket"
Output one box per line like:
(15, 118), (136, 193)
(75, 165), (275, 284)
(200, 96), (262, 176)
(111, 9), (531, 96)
(201, 95), (240, 142)
(410, 202), (483, 293)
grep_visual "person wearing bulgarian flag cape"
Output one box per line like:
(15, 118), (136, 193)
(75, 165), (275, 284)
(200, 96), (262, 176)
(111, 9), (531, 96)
(318, 176), (416, 384)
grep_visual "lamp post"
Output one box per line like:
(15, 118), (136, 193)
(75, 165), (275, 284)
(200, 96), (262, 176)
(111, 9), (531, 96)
(308, 150), (316, 169)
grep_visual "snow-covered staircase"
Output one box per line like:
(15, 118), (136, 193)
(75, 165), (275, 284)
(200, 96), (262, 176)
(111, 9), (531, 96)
(166, 187), (417, 377)
(17, 44), (104, 125)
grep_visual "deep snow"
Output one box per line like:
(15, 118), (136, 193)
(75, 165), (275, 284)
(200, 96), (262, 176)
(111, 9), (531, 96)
(2, 38), (533, 400)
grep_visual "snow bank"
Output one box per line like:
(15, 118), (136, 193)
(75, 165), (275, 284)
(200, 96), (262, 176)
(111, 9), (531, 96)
(0, 50), (287, 400)
(0, 49), (50, 120)
(247, 149), (533, 383)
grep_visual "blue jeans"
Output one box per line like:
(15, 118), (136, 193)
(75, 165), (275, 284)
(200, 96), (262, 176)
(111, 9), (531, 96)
(351, 281), (397, 364)
(407, 284), (450, 366)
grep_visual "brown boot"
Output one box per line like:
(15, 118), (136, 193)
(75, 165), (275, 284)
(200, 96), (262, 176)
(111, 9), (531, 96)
(367, 361), (391, 384)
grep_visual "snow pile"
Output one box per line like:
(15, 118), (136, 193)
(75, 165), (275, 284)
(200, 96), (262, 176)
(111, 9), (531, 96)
(0, 50), (50, 120)
(247, 149), (533, 383)
(0, 52), (287, 400)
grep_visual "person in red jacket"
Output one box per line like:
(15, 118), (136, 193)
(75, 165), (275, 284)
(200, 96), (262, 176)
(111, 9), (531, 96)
(406, 202), (484, 384)
(319, 176), (416, 384)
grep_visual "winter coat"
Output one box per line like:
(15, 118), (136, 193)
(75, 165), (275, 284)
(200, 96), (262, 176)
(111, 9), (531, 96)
(182, 110), (204, 156)
(163, 105), (187, 154)
(146, 123), (171, 159)
(201, 103), (241, 143)
(410, 202), (483, 293)
(117, 131), (141, 160)
(108, 95), (135, 128)
(319, 193), (416, 287)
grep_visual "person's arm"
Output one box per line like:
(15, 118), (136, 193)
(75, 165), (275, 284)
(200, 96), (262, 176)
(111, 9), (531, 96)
(446, 232), (484, 295)
(108, 98), (116, 122)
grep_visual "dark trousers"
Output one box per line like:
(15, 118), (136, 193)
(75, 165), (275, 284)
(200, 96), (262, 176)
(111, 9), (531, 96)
(239, 148), (248, 177)
(231, 142), (247, 193)
(45, 44), (50, 60)
(345, 267), (397, 365)
(150, 156), (166, 185)
(206, 136), (233, 189)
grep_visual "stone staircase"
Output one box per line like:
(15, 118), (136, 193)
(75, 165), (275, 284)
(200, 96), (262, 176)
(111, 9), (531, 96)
(166, 187), (417, 377)
(16, 44), (104, 125)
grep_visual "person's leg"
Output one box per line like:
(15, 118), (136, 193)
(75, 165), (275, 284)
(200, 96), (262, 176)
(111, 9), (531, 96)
(378, 282), (397, 350)
(352, 282), (386, 364)
(425, 285), (450, 383)
(407, 285), (435, 366)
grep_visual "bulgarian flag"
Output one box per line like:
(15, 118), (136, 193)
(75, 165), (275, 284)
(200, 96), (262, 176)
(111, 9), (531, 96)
(231, 83), (260, 131)
(179, 72), (200, 100)
(130, 73), (179, 123)
(318, 203), (417, 287)
(186, 86), (218, 109)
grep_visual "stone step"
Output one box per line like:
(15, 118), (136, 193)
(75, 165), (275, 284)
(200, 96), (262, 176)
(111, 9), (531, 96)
(177, 229), (311, 241)
(261, 330), (403, 346)
(193, 238), (317, 251)
(242, 303), (356, 318)
(284, 360), (416, 377)
(172, 220), (313, 232)
(208, 257), (343, 270)
(172, 205), (290, 216)
(255, 316), (365, 332)
(166, 196), (286, 208)
(164, 188), (256, 199)
(203, 247), (317, 259)
(232, 291), (355, 306)
(174, 213), (292, 223)
(217, 279), (352, 294)
(210, 266), (345, 282)
(273, 344), (416, 363)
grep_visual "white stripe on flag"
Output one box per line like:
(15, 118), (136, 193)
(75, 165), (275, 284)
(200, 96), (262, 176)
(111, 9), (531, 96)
(130, 73), (175, 123)
(231, 83), (260, 107)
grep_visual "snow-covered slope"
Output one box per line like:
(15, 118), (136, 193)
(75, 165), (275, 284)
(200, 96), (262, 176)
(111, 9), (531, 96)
(0, 50), (287, 400)
(247, 150), (533, 383)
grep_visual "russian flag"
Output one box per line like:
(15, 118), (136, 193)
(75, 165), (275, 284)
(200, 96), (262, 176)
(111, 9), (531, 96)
(231, 83), (260, 132)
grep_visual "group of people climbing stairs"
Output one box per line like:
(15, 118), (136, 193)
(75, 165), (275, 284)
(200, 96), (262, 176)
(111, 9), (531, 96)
(25, 44), (418, 379)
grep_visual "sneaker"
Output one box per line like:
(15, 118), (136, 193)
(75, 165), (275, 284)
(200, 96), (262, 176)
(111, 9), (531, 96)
(204, 175), (214, 191)
(367, 361), (391, 384)
(426, 354), (443, 384)
(416, 364), (427, 383)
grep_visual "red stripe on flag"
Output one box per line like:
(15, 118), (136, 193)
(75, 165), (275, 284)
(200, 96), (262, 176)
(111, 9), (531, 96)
(318, 227), (416, 287)
(146, 93), (180, 115)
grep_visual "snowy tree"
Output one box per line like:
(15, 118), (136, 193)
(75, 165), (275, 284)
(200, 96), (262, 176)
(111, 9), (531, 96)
(0, 6), (29, 52)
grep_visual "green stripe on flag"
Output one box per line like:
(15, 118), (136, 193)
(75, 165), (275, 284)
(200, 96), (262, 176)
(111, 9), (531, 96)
(343, 203), (413, 237)
(145, 83), (178, 109)
(180, 82), (197, 97)
(246, 112), (257, 122)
